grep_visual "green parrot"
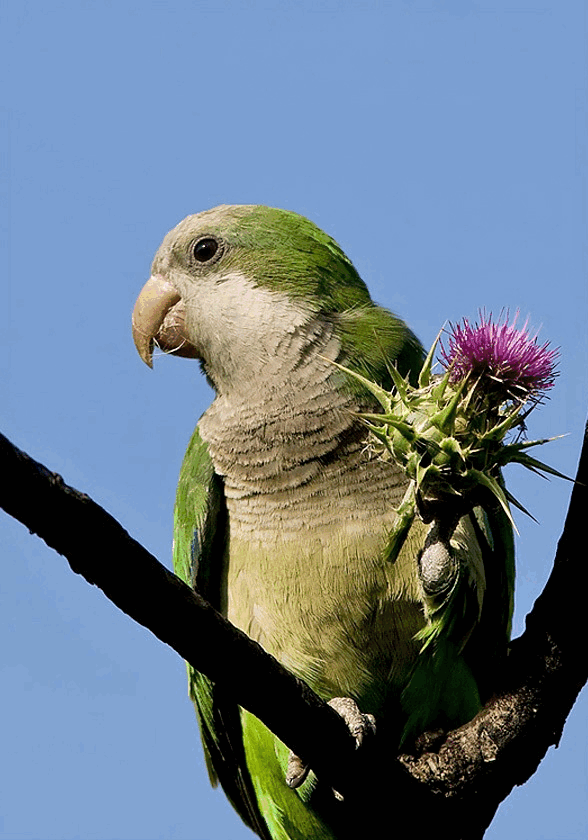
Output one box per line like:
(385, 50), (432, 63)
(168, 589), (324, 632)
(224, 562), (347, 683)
(132, 205), (514, 840)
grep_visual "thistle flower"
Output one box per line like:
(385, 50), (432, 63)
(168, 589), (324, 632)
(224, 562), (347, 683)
(334, 311), (566, 550)
(440, 310), (558, 404)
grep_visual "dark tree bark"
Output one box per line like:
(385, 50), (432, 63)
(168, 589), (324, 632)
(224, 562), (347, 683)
(1, 423), (586, 839)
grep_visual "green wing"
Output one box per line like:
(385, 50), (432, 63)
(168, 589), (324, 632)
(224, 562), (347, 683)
(173, 425), (271, 840)
(465, 497), (516, 698)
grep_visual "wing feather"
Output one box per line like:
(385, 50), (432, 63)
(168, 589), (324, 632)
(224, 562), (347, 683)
(173, 425), (271, 839)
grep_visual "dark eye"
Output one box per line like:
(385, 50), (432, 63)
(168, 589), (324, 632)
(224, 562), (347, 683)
(193, 237), (219, 263)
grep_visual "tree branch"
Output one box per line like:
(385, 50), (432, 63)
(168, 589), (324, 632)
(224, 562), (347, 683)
(1, 423), (586, 837)
(0, 432), (359, 795)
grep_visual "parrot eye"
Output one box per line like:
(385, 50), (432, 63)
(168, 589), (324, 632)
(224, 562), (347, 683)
(193, 237), (220, 263)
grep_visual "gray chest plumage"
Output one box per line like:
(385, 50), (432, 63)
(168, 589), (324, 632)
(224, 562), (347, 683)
(197, 328), (426, 709)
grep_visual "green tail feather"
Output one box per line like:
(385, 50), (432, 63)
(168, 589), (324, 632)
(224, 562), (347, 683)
(400, 637), (481, 745)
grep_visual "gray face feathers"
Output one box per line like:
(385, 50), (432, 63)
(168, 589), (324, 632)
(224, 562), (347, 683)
(132, 204), (423, 390)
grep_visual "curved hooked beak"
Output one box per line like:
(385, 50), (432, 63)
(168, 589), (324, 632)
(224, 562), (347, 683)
(132, 274), (199, 368)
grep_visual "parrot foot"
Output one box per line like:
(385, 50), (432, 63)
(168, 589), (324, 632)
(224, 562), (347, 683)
(285, 696), (376, 800)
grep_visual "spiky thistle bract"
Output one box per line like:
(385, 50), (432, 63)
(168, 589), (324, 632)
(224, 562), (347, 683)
(339, 311), (564, 558)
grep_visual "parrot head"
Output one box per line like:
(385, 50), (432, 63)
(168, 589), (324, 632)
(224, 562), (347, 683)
(132, 204), (422, 392)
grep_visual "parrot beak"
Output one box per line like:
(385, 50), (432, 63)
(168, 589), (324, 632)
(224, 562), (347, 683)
(132, 274), (199, 368)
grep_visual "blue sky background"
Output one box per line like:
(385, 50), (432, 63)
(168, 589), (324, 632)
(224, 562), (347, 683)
(2, 2), (587, 839)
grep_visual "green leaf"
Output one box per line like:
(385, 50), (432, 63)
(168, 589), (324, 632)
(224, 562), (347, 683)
(504, 487), (539, 523)
(469, 468), (519, 534)
(384, 486), (416, 563)
(418, 329), (443, 388)
(361, 421), (390, 447)
(430, 370), (452, 403)
(480, 403), (524, 442)
(325, 358), (392, 410)
(440, 436), (466, 458)
(429, 376), (467, 434)
(387, 362), (411, 403)
(508, 451), (573, 482)
(368, 416), (417, 441)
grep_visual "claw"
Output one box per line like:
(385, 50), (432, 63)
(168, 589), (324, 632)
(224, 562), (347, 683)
(328, 697), (376, 748)
(286, 751), (310, 789)
(285, 696), (376, 799)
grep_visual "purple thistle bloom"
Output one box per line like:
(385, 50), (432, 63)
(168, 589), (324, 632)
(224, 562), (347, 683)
(440, 311), (559, 400)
